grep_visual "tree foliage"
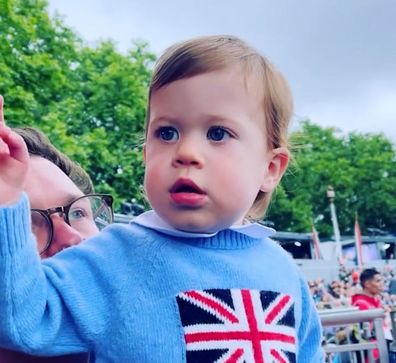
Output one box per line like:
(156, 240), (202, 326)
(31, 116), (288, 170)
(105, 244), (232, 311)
(267, 121), (396, 236)
(0, 0), (155, 210)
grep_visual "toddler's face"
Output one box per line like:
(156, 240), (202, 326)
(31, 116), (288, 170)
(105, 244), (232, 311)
(144, 67), (287, 233)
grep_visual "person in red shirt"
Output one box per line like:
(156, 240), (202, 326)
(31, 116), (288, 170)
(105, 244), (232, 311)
(351, 268), (384, 362)
(352, 268), (383, 310)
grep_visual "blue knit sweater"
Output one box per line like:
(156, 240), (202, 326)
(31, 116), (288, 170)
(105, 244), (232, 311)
(0, 194), (324, 362)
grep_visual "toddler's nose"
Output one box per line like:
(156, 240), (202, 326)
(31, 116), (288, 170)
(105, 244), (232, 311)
(172, 138), (204, 168)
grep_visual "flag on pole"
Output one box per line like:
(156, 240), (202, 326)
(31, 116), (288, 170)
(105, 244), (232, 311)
(354, 214), (363, 268)
(311, 225), (322, 260)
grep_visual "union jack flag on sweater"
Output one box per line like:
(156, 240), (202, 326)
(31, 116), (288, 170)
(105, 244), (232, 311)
(176, 288), (296, 363)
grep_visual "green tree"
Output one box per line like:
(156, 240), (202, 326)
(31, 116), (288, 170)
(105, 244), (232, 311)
(0, 0), (79, 121)
(0, 0), (155, 210)
(267, 120), (396, 236)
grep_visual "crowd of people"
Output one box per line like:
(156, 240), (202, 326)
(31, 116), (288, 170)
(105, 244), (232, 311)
(309, 264), (396, 362)
(308, 264), (396, 312)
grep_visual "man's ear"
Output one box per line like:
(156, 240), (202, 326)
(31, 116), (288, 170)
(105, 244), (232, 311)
(260, 147), (289, 192)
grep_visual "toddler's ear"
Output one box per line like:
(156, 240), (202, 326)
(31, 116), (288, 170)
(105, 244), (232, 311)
(142, 143), (146, 163)
(260, 147), (289, 192)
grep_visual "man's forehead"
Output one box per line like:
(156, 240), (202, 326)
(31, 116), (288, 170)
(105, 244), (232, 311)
(25, 156), (83, 209)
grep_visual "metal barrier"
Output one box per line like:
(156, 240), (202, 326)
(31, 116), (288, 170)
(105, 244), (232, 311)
(320, 308), (389, 363)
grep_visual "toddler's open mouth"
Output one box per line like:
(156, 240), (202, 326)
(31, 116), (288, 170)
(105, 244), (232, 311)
(169, 179), (206, 206)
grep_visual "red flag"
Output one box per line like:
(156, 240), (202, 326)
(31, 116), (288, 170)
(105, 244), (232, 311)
(354, 216), (363, 268)
(311, 225), (322, 260)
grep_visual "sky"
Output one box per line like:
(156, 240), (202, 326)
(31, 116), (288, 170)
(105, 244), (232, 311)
(47, 0), (396, 143)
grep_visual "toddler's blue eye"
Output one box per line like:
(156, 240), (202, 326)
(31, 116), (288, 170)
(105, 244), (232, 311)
(207, 127), (231, 141)
(156, 127), (179, 141)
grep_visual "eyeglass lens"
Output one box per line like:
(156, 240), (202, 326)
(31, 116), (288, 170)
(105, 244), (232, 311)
(31, 195), (113, 254)
(31, 210), (51, 253)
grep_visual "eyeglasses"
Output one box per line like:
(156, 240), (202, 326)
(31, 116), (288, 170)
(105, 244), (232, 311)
(30, 194), (114, 255)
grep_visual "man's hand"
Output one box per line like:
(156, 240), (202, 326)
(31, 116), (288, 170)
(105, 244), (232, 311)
(0, 95), (29, 205)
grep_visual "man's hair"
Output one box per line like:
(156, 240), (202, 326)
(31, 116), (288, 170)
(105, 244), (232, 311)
(146, 35), (293, 219)
(13, 127), (94, 195)
(359, 268), (380, 288)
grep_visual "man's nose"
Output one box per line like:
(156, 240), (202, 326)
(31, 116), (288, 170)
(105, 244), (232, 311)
(172, 137), (204, 168)
(49, 214), (84, 255)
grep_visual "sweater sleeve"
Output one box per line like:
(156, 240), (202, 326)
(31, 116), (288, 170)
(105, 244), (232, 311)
(297, 273), (325, 362)
(0, 194), (87, 354)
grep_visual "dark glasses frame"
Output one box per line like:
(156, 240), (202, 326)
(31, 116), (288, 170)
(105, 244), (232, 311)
(31, 193), (114, 255)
